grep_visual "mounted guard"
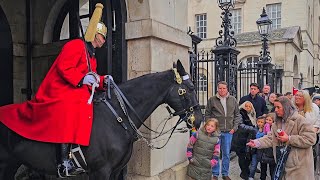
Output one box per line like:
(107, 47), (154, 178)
(0, 3), (111, 177)
(0, 59), (203, 180)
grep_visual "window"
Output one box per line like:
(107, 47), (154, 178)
(238, 56), (260, 97)
(230, 9), (241, 34)
(79, 1), (90, 36)
(195, 14), (207, 39)
(266, 3), (281, 29)
(55, 0), (90, 41)
(198, 73), (207, 91)
(238, 56), (259, 69)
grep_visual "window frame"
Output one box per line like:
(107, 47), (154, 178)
(195, 13), (207, 39)
(266, 3), (281, 29)
(230, 9), (242, 34)
(197, 73), (208, 92)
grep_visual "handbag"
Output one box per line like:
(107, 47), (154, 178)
(273, 145), (291, 180)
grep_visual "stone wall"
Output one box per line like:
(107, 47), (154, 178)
(126, 0), (192, 179)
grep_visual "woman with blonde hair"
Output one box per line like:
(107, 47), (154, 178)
(231, 101), (258, 179)
(293, 90), (320, 171)
(294, 90), (320, 133)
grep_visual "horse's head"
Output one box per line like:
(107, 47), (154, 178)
(164, 60), (203, 129)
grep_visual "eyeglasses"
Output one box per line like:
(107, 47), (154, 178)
(295, 94), (304, 97)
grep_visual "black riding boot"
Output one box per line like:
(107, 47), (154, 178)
(57, 144), (84, 177)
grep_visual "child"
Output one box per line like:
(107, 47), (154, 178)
(186, 118), (220, 180)
(258, 113), (276, 180)
(263, 113), (274, 134)
(248, 116), (266, 180)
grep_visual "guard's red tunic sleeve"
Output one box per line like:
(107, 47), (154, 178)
(98, 75), (105, 90)
(56, 40), (88, 87)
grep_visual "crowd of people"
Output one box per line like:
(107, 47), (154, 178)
(186, 82), (320, 180)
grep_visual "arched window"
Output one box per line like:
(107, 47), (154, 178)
(53, 0), (90, 41)
(0, 5), (13, 105)
(51, 0), (128, 83)
(238, 56), (259, 97)
(198, 73), (207, 92)
(238, 56), (259, 69)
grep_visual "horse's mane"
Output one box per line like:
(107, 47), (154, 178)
(94, 70), (175, 99)
(93, 69), (177, 126)
(118, 69), (175, 90)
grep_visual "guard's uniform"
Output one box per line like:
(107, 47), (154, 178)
(0, 39), (104, 146)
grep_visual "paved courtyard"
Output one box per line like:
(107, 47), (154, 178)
(226, 154), (271, 180)
(15, 151), (320, 180)
(220, 152), (320, 180)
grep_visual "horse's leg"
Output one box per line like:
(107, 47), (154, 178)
(0, 144), (12, 180)
(0, 157), (21, 180)
(111, 144), (133, 180)
(89, 164), (112, 180)
(108, 150), (136, 179)
(0, 122), (22, 179)
(113, 165), (127, 180)
(15, 165), (47, 180)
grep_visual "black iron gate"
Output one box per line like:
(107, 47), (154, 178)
(189, 51), (284, 110)
(238, 57), (283, 97)
(190, 49), (216, 112)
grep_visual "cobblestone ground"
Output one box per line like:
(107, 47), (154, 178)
(223, 152), (320, 180)
(226, 154), (271, 180)
(15, 152), (320, 180)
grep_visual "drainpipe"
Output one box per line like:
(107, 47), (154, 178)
(21, 0), (32, 99)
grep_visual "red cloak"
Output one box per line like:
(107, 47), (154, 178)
(0, 39), (104, 146)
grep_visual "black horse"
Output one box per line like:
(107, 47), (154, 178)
(0, 60), (203, 180)
(303, 85), (320, 96)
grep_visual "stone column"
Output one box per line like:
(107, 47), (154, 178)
(125, 0), (191, 179)
(283, 71), (294, 93)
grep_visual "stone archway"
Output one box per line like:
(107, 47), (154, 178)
(0, 6), (13, 106)
(43, 0), (127, 83)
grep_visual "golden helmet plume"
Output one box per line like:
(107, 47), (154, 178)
(84, 3), (107, 42)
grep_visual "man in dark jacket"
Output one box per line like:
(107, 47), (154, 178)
(205, 81), (242, 180)
(239, 83), (268, 117)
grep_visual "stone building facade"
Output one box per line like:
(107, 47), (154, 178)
(188, 0), (320, 97)
(0, 0), (192, 179)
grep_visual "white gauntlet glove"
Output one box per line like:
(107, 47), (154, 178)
(104, 75), (114, 83)
(83, 73), (100, 104)
(83, 74), (99, 87)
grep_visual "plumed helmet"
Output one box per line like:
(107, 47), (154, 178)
(84, 3), (104, 42)
(96, 22), (107, 39)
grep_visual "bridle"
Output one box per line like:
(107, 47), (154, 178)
(95, 68), (200, 149)
(164, 68), (200, 128)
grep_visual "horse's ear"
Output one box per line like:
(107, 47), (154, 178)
(173, 62), (177, 68)
(177, 59), (187, 75)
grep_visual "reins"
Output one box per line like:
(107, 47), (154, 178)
(95, 69), (198, 149)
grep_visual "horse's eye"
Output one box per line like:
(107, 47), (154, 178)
(186, 82), (195, 90)
(189, 85), (195, 91)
